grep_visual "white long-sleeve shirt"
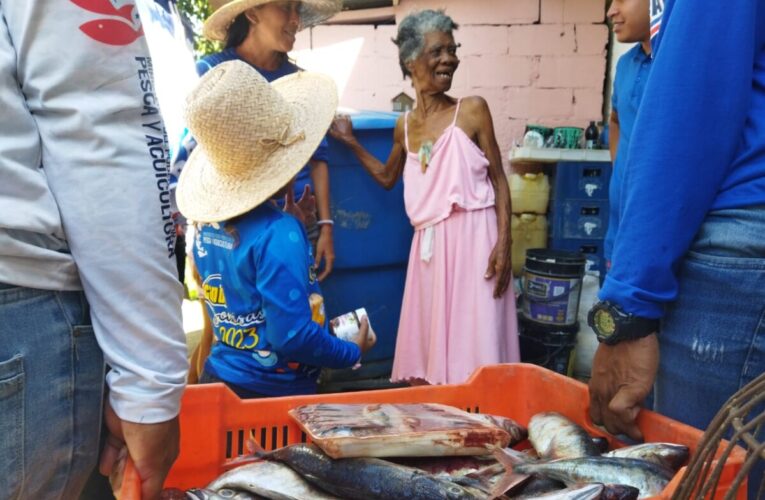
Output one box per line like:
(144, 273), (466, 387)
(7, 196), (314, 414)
(0, 0), (188, 424)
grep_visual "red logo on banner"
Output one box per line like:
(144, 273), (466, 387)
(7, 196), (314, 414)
(71, 0), (143, 45)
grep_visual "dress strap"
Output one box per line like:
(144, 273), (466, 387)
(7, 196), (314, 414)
(451, 98), (462, 127)
(404, 111), (411, 153)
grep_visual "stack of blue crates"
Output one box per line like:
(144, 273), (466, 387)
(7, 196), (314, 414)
(548, 161), (613, 277)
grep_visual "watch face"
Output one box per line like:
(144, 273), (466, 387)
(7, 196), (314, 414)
(593, 308), (617, 338)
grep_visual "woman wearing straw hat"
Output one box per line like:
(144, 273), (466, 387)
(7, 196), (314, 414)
(175, 0), (342, 281)
(176, 61), (373, 398)
(330, 10), (520, 386)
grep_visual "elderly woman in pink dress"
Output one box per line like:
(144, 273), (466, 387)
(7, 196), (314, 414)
(330, 9), (519, 385)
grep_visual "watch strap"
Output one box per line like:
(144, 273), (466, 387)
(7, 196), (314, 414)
(589, 301), (659, 345)
(611, 316), (659, 344)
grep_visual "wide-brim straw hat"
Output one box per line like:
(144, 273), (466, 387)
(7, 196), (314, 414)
(204, 0), (342, 41)
(176, 60), (338, 223)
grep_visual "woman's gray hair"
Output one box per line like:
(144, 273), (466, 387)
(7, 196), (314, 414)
(393, 9), (459, 78)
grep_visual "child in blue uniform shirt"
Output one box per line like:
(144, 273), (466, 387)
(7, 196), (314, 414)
(176, 60), (371, 399)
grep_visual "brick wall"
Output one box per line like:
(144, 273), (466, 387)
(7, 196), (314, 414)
(292, 0), (609, 167)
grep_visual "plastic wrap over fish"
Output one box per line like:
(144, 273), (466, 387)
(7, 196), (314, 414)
(289, 403), (527, 458)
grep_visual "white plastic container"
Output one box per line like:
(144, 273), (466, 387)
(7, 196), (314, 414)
(573, 272), (601, 381)
(511, 214), (548, 276)
(509, 172), (550, 214)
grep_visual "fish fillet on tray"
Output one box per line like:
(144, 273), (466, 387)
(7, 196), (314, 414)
(288, 403), (526, 459)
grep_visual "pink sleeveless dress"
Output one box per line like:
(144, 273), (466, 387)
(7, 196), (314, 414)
(391, 99), (520, 385)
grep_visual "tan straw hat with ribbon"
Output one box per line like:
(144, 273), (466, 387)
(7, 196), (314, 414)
(204, 0), (342, 41)
(176, 60), (338, 223)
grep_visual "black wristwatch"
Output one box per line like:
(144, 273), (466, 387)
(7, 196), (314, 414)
(587, 301), (659, 345)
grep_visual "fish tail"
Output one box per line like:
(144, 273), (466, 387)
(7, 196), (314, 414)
(488, 449), (531, 499)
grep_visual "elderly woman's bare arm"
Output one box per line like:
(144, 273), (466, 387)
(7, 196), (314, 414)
(329, 114), (407, 190)
(467, 96), (513, 297)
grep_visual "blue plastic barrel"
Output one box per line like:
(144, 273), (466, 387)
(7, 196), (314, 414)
(322, 110), (412, 364)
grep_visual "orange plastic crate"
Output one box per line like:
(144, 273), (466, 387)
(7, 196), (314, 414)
(120, 364), (747, 499)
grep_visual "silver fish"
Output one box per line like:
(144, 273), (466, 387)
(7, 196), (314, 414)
(207, 459), (339, 500)
(528, 413), (601, 460)
(262, 443), (485, 499)
(510, 457), (674, 499)
(603, 443), (690, 471)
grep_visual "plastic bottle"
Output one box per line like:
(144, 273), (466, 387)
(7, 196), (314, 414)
(585, 121), (599, 150)
(511, 214), (548, 275)
(508, 172), (550, 214)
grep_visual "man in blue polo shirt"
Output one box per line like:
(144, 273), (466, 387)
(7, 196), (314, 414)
(588, 0), (764, 494)
(604, 0), (652, 262)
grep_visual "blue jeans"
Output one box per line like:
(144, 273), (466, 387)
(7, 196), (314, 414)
(655, 206), (765, 498)
(0, 284), (104, 499)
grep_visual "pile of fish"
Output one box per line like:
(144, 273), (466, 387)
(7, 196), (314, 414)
(160, 410), (690, 500)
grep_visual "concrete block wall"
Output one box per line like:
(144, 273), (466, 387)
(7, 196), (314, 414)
(293, 0), (609, 167)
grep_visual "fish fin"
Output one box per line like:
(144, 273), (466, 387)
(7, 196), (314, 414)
(492, 447), (529, 466)
(245, 429), (269, 458)
(219, 431), (268, 470)
(487, 472), (530, 499)
(489, 449), (531, 499)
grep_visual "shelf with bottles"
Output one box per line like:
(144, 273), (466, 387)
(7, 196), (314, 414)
(509, 146), (612, 164)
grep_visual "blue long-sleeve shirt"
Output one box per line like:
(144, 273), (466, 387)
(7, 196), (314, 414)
(600, 0), (765, 318)
(194, 204), (360, 395)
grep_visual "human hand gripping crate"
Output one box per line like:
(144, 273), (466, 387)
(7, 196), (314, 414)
(118, 364), (748, 499)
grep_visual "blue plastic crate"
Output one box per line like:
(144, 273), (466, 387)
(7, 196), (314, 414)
(549, 198), (609, 239)
(548, 237), (607, 276)
(552, 161), (612, 201)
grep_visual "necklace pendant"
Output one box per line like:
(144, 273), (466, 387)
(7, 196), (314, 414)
(418, 141), (433, 173)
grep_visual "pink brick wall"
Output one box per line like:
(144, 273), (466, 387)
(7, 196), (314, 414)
(294, 0), (609, 167)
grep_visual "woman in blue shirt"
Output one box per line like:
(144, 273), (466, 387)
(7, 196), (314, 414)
(178, 0), (340, 280)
